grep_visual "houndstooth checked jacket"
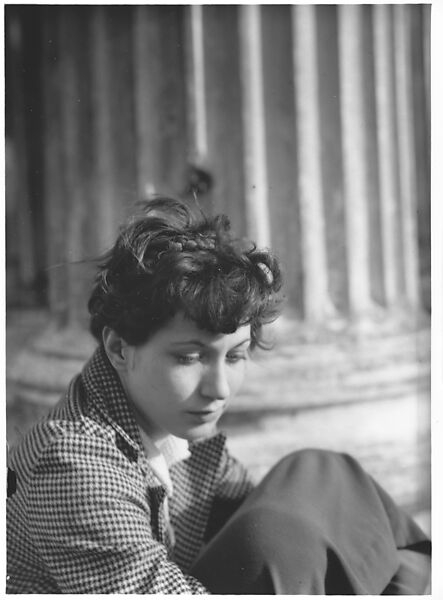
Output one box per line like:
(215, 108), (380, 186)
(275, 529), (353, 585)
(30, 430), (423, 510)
(7, 346), (255, 594)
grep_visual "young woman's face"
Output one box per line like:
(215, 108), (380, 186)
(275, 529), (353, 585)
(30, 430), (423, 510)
(120, 313), (251, 442)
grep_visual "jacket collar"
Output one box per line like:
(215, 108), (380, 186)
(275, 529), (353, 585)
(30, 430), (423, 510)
(80, 345), (143, 457)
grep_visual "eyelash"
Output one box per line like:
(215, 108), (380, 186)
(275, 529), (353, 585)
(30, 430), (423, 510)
(226, 353), (248, 364)
(176, 354), (199, 365)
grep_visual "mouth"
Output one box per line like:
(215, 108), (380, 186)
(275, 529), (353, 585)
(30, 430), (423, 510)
(186, 408), (222, 422)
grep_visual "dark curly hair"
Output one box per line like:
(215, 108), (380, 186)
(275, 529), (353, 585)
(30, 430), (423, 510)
(88, 197), (283, 349)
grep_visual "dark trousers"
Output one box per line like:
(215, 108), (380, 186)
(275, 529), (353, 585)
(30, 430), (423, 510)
(191, 449), (431, 594)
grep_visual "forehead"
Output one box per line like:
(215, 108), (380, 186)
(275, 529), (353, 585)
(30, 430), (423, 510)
(151, 312), (251, 347)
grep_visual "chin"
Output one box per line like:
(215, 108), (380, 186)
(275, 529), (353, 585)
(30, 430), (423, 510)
(182, 423), (219, 441)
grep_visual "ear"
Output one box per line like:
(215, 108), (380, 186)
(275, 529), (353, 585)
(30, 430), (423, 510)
(102, 326), (131, 372)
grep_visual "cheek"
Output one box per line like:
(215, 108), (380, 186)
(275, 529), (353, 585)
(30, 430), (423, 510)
(170, 366), (202, 394)
(154, 366), (202, 402)
(229, 363), (248, 393)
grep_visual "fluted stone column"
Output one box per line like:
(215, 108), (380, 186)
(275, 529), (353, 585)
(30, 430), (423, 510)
(394, 5), (421, 309)
(373, 6), (399, 308)
(292, 5), (331, 323)
(338, 5), (373, 316)
(184, 5), (208, 165)
(7, 5), (430, 516)
(239, 5), (271, 248)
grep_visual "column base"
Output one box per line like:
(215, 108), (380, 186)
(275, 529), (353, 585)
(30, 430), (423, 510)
(7, 309), (431, 516)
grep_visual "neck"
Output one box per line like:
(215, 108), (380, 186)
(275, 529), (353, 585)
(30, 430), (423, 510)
(117, 371), (167, 443)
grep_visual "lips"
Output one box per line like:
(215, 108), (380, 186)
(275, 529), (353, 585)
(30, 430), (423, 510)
(186, 408), (221, 422)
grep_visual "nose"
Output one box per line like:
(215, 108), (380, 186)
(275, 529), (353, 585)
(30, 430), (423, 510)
(200, 362), (230, 401)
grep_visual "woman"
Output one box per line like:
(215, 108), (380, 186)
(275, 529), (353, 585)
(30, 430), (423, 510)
(7, 197), (430, 593)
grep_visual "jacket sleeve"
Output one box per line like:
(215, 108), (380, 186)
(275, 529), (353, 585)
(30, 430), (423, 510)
(204, 445), (255, 542)
(27, 433), (208, 594)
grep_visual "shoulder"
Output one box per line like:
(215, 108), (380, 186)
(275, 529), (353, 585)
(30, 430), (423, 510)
(10, 412), (146, 512)
(20, 425), (156, 549)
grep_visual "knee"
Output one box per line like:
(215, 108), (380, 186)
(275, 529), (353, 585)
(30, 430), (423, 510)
(270, 447), (365, 490)
(259, 448), (341, 494)
(283, 447), (364, 474)
(234, 504), (325, 566)
(280, 447), (341, 469)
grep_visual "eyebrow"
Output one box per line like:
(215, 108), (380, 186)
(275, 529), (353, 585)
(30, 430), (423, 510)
(171, 338), (251, 349)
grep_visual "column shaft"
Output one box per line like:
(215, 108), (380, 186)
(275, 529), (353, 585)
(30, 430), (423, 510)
(239, 5), (271, 247)
(394, 5), (420, 309)
(91, 8), (118, 250)
(338, 6), (371, 315)
(292, 6), (330, 322)
(184, 5), (208, 164)
(373, 5), (400, 307)
(7, 14), (36, 286)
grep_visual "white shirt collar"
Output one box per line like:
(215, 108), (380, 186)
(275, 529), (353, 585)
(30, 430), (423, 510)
(138, 428), (191, 496)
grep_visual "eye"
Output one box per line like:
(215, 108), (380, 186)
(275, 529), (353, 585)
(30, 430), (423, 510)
(226, 352), (248, 364)
(175, 353), (201, 365)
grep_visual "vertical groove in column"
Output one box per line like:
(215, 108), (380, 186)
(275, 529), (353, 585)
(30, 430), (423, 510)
(203, 7), (245, 228)
(60, 10), (81, 324)
(239, 5), (271, 247)
(91, 7), (116, 251)
(422, 5), (431, 142)
(393, 5), (420, 309)
(410, 5), (431, 313)
(184, 5), (208, 163)
(338, 5), (371, 315)
(292, 6), (330, 322)
(373, 5), (399, 307)
(59, 8), (95, 326)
